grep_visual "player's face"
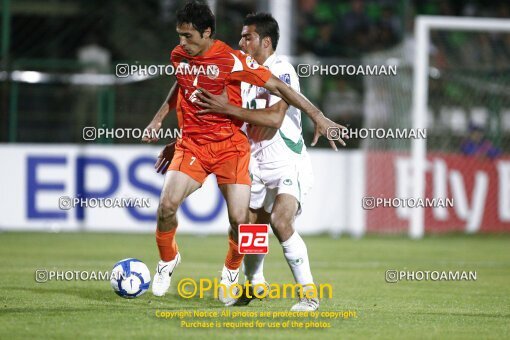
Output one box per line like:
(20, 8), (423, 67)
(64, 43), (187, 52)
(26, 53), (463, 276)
(239, 25), (262, 59)
(176, 23), (210, 56)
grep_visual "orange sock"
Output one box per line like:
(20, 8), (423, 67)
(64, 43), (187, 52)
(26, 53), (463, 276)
(225, 236), (244, 270)
(156, 228), (178, 262)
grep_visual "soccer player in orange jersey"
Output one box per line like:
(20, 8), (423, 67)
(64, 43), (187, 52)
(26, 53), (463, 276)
(143, 0), (346, 305)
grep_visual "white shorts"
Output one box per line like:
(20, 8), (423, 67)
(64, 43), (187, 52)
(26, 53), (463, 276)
(249, 141), (313, 214)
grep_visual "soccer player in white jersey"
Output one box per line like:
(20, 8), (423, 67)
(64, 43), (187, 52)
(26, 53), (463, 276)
(196, 13), (324, 311)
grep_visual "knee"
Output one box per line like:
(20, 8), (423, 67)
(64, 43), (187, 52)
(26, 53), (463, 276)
(271, 213), (293, 230)
(228, 210), (249, 237)
(270, 212), (294, 237)
(157, 198), (180, 221)
(228, 209), (249, 228)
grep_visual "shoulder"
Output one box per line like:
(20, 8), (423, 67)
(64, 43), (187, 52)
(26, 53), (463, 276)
(207, 41), (240, 70)
(215, 40), (233, 53)
(270, 55), (299, 86)
(211, 40), (238, 61)
(272, 55), (294, 71)
(230, 50), (269, 74)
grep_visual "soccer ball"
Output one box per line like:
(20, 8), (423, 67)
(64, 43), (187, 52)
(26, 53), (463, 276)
(110, 258), (151, 298)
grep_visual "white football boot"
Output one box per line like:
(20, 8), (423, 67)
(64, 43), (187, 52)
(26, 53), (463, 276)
(290, 286), (320, 311)
(152, 253), (181, 297)
(218, 265), (241, 306)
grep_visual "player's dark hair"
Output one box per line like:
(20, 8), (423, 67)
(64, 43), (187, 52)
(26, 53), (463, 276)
(243, 13), (280, 50)
(177, 1), (216, 37)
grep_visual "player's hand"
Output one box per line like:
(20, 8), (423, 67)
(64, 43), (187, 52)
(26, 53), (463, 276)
(142, 120), (162, 143)
(311, 114), (348, 151)
(155, 141), (176, 174)
(195, 88), (231, 115)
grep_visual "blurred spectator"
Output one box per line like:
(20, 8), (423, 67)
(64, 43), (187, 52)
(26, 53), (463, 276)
(341, 0), (371, 36)
(372, 5), (400, 50)
(322, 78), (363, 148)
(296, 0), (508, 59)
(460, 124), (501, 159)
(220, 0), (256, 48)
(332, 0), (374, 57)
(311, 21), (339, 56)
(322, 78), (362, 122)
(297, 0), (336, 56)
(77, 37), (111, 74)
(75, 35), (111, 140)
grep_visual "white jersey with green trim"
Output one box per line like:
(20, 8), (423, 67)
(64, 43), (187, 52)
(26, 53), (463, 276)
(241, 53), (306, 158)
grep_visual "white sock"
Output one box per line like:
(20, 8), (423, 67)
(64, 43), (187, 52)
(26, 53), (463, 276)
(242, 254), (266, 284)
(281, 232), (314, 285)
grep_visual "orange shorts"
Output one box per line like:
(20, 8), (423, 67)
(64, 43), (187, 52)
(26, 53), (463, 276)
(168, 132), (251, 185)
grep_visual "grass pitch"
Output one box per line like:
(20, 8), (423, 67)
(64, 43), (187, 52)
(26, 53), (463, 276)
(0, 232), (509, 339)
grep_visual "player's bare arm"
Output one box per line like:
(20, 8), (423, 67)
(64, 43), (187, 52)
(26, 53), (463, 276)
(155, 141), (177, 174)
(263, 75), (348, 150)
(142, 82), (179, 143)
(196, 88), (287, 129)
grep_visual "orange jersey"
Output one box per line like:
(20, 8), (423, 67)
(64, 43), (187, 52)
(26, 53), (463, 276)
(171, 40), (272, 144)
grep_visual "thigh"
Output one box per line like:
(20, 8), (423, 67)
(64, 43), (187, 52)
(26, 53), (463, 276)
(168, 139), (209, 184)
(160, 170), (202, 206)
(211, 133), (251, 185)
(249, 207), (271, 225)
(219, 183), (251, 230)
(258, 161), (299, 213)
(272, 193), (299, 223)
(270, 193), (299, 242)
(267, 156), (313, 215)
(295, 152), (314, 209)
(249, 157), (267, 211)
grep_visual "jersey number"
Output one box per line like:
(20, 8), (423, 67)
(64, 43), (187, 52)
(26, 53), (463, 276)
(190, 156), (196, 165)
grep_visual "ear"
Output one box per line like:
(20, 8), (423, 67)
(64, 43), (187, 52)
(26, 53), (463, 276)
(263, 36), (271, 49)
(203, 27), (212, 39)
